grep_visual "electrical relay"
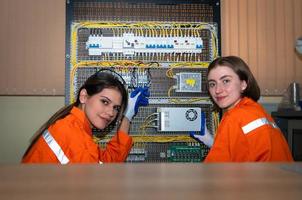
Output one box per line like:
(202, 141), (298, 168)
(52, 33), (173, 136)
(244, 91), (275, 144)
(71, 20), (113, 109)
(174, 72), (202, 93)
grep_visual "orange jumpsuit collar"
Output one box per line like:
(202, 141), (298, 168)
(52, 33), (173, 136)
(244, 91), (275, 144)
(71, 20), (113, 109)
(70, 106), (92, 136)
(225, 97), (250, 115)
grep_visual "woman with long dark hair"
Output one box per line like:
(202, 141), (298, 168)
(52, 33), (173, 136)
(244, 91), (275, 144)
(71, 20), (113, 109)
(22, 69), (149, 164)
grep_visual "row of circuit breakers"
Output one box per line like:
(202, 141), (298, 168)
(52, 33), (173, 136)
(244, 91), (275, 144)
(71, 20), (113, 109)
(66, 1), (220, 163)
(86, 33), (204, 55)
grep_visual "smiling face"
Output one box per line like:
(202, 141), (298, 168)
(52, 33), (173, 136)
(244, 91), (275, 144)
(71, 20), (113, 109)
(207, 66), (247, 111)
(79, 87), (122, 130)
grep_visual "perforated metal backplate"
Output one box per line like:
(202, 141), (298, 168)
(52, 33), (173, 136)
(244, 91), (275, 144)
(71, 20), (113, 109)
(66, 0), (221, 162)
(74, 67), (209, 98)
(72, 1), (217, 22)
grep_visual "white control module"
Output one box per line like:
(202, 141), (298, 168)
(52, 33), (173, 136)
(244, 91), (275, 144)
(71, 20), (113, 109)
(157, 107), (201, 132)
(175, 72), (202, 93)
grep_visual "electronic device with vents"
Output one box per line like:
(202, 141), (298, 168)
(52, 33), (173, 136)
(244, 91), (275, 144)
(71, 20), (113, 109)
(157, 107), (201, 132)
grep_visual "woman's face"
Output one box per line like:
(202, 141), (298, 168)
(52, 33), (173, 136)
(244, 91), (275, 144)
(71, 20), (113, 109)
(79, 87), (122, 129)
(207, 66), (247, 111)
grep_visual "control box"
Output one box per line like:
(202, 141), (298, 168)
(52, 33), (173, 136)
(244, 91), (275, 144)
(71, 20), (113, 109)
(175, 72), (202, 93)
(157, 107), (201, 132)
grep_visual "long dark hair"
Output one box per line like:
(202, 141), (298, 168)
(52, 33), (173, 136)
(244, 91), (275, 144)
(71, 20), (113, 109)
(22, 69), (128, 158)
(207, 56), (260, 109)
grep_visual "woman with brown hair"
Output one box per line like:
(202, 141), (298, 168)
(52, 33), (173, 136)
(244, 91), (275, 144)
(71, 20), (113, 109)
(191, 56), (293, 162)
(22, 69), (149, 164)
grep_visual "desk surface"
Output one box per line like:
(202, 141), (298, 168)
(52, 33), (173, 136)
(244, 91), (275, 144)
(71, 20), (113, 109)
(1, 163), (302, 200)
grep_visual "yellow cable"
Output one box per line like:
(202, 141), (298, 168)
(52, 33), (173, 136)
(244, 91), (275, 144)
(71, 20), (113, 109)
(100, 135), (196, 143)
(139, 113), (159, 135)
(132, 135), (196, 143)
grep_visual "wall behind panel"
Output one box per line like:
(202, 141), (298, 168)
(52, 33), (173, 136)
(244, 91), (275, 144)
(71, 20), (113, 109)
(0, 0), (301, 96)
(0, 96), (64, 163)
(221, 0), (302, 96)
(0, 0), (65, 95)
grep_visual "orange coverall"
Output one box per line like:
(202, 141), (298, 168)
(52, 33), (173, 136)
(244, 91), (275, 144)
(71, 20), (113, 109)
(205, 97), (293, 162)
(22, 107), (133, 163)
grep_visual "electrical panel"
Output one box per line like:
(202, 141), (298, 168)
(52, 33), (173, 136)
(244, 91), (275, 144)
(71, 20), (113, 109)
(66, 0), (221, 162)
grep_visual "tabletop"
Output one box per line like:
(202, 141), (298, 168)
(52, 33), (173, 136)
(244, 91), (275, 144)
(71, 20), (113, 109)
(271, 110), (302, 118)
(1, 163), (302, 200)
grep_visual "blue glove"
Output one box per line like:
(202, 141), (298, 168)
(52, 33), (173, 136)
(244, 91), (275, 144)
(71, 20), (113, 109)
(124, 86), (150, 121)
(190, 112), (214, 148)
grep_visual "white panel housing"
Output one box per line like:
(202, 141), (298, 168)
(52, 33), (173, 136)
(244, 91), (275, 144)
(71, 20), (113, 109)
(158, 107), (201, 132)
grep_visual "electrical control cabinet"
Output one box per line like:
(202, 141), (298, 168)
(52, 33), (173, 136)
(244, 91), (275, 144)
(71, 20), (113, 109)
(66, 0), (221, 162)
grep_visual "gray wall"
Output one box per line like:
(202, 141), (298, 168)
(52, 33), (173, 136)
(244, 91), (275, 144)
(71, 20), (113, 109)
(0, 96), (64, 163)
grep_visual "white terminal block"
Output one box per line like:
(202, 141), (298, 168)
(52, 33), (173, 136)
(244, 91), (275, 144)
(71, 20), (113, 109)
(175, 72), (202, 93)
(157, 107), (201, 132)
(86, 33), (203, 55)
